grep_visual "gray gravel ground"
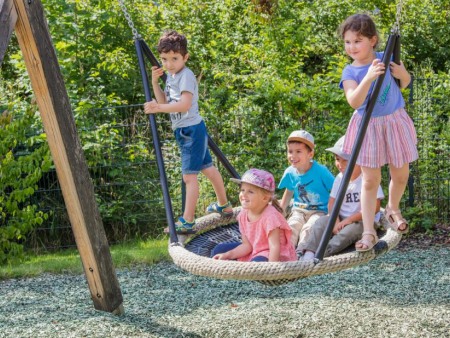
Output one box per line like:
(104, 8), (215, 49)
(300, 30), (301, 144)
(0, 246), (449, 338)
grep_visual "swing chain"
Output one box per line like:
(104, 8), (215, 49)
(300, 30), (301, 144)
(394, 0), (403, 33)
(117, 0), (141, 39)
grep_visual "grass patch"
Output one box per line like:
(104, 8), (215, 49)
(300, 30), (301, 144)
(0, 237), (170, 280)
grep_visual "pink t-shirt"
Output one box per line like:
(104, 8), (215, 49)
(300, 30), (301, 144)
(237, 204), (297, 262)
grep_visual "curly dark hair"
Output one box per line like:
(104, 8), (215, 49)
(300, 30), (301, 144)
(157, 30), (188, 56)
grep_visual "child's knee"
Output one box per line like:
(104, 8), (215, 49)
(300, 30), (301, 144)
(362, 176), (381, 190)
(201, 165), (216, 176)
(392, 174), (409, 186)
(183, 173), (198, 184)
(362, 168), (381, 189)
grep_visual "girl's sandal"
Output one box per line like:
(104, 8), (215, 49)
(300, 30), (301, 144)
(206, 201), (233, 216)
(385, 206), (409, 234)
(355, 231), (379, 252)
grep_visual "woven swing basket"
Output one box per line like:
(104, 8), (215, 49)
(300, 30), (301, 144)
(168, 208), (402, 286)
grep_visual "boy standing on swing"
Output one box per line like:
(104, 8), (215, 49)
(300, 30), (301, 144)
(144, 30), (232, 233)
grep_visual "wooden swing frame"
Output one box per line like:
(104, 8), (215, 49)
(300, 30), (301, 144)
(0, 0), (123, 314)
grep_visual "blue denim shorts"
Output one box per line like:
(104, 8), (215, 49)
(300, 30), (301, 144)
(175, 120), (213, 175)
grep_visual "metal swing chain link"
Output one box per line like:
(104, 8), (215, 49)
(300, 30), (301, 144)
(394, 0), (403, 33)
(117, 0), (141, 39)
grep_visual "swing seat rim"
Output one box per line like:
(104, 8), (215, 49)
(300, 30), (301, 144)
(168, 208), (403, 285)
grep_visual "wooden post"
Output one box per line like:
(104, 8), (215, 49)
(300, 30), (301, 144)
(0, 0), (124, 314)
(0, 0), (16, 64)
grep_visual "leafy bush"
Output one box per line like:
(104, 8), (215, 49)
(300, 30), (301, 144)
(0, 105), (52, 263)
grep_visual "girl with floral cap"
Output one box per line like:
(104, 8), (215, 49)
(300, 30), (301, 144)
(211, 168), (297, 262)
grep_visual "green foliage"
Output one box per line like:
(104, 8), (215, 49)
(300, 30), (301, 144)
(0, 104), (51, 263)
(400, 0), (450, 71)
(42, 0), (141, 107)
(404, 201), (438, 233)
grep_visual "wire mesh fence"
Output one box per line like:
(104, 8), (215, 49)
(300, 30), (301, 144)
(408, 76), (450, 229)
(23, 77), (449, 252)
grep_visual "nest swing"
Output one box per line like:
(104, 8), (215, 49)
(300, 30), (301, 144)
(168, 209), (402, 286)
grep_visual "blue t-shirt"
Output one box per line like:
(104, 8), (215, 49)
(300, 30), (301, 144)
(339, 52), (405, 117)
(165, 66), (203, 130)
(278, 161), (334, 213)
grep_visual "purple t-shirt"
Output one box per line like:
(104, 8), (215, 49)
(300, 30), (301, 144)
(339, 52), (405, 117)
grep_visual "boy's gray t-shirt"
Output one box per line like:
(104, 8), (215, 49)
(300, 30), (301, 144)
(165, 66), (202, 130)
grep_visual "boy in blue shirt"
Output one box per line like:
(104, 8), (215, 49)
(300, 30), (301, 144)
(279, 130), (334, 249)
(144, 30), (232, 233)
